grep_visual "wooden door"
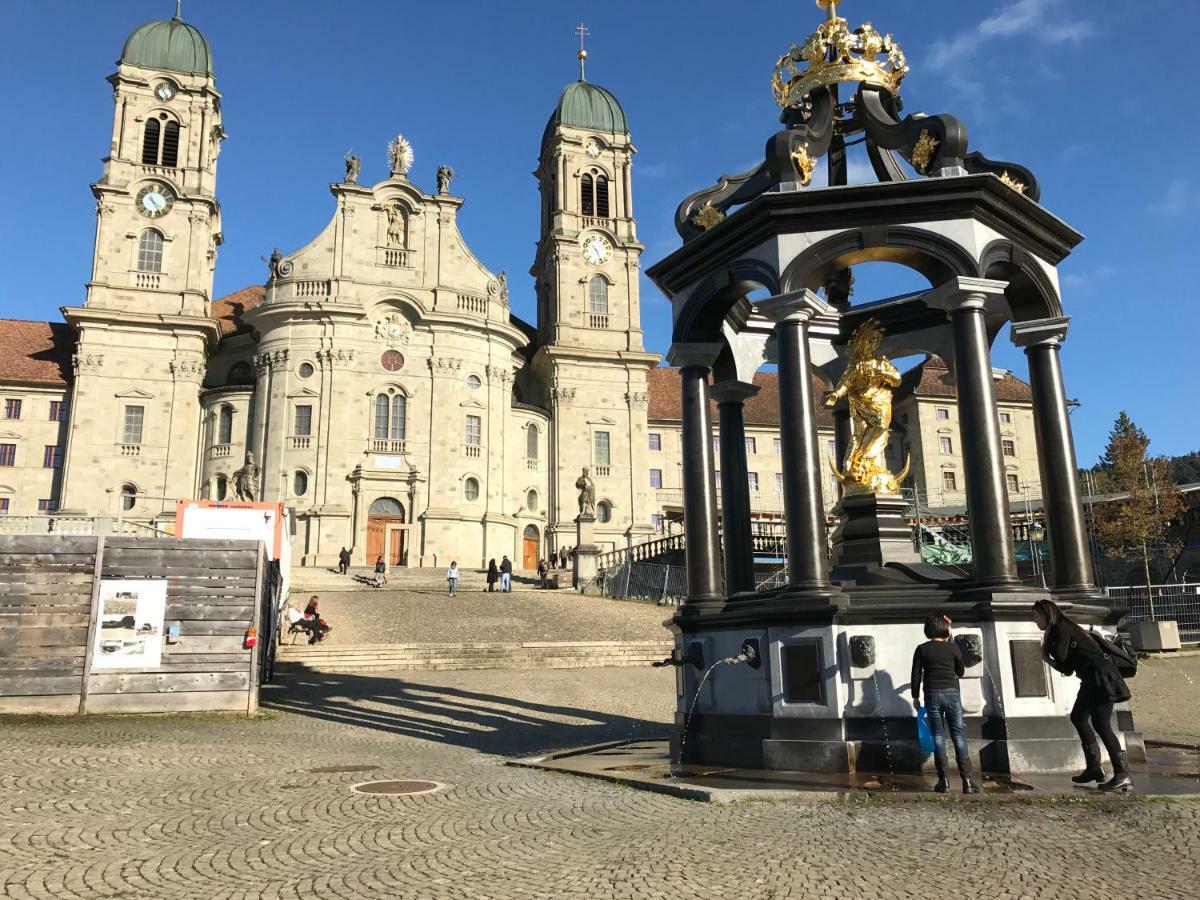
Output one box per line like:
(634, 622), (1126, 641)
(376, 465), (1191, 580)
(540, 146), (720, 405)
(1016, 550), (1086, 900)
(389, 528), (405, 566)
(523, 536), (539, 571)
(367, 516), (404, 564)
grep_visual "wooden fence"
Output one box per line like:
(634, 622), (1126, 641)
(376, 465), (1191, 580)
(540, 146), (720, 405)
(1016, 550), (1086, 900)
(0, 535), (265, 715)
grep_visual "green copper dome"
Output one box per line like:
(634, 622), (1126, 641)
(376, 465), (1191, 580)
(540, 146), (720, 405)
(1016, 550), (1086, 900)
(543, 80), (628, 146)
(120, 16), (212, 76)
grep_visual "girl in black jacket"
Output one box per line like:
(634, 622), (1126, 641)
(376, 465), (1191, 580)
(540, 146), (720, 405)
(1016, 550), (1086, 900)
(1033, 598), (1133, 792)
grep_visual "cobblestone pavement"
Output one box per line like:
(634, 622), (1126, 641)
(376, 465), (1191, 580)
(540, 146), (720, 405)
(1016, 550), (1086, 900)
(297, 588), (671, 646)
(2, 666), (1199, 900)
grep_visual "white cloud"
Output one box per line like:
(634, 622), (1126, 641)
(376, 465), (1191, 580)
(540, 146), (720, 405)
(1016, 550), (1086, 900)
(1147, 178), (1194, 217)
(927, 0), (1095, 72)
(1061, 264), (1116, 295)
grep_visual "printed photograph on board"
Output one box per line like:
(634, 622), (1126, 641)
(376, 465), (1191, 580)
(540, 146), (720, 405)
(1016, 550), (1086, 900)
(92, 579), (168, 669)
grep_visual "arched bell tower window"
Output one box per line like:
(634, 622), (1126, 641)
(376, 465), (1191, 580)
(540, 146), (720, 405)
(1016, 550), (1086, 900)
(137, 229), (164, 272)
(579, 171), (610, 218)
(141, 114), (180, 167)
(587, 276), (609, 315)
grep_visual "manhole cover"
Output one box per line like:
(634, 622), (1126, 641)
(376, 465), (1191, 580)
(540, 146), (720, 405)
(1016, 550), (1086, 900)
(309, 765), (380, 774)
(352, 780), (444, 796)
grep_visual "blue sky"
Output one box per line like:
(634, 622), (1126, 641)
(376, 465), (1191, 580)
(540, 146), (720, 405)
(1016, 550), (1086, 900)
(0, 0), (1195, 463)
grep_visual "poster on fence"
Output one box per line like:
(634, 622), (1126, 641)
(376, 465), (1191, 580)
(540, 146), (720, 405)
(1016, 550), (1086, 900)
(92, 579), (167, 669)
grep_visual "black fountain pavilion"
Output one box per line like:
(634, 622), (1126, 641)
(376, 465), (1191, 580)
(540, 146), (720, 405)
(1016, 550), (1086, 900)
(637, 0), (1137, 778)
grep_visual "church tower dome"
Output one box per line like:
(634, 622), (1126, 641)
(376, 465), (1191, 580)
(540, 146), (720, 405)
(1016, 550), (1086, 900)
(120, 11), (212, 75)
(542, 81), (628, 147)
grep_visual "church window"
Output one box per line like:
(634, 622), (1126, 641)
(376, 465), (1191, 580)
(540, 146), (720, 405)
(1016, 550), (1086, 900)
(42, 446), (62, 469)
(293, 405), (312, 437)
(137, 229), (164, 273)
(298, 362), (315, 379)
(594, 431), (611, 467)
(1006, 474), (1020, 493)
(390, 394), (406, 440)
(649, 469), (663, 489)
(595, 174), (609, 217)
(217, 405), (233, 444)
(596, 501), (612, 523)
(161, 120), (180, 167)
(648, 433), (661, 452)
(122, 406), (144, 444)
(942, 471), (957, 492)
(4, 399), (21, 419)
(141, 115), (180, 167)
(939, 436), (953, 455)
(380, 350), (405, 372)
(49, 401), (66, 422)
(587, 277), (609, 315)
(465, 415), (482, 446)
(141, 118), (160, 164)
(216, 475), (227, 501)
(293, 471), (308, 496)
(374, 395), (389, 440)
(580, 173), (594, 215)
(0, 444), (14, 467)
(1002, 439), (1016, 457)
(228, 362), (254, 385)
(38, 499), (57, 515)
(526, 489), (538, 512)
(465, 374), (482, 391)
(526, 424), (539, 460)
(464, 477), (480, 501)
(120, 484), (137, 511)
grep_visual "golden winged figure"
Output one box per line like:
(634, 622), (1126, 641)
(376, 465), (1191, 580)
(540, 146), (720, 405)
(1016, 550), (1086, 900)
(823, 318), (910, 496)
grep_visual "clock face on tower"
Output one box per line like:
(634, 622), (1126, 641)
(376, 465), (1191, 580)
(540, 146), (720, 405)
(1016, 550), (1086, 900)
(135, 183), (175, 219)
(153, 81), (176, 102)
(585, 139), (602, 158)
(581, 234), (612, 265)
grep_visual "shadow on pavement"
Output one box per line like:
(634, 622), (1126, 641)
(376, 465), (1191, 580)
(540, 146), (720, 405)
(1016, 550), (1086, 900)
(261, 669), (666, 757)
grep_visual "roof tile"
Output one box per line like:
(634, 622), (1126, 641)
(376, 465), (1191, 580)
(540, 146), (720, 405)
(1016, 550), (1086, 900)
(0, 320), (75, 387)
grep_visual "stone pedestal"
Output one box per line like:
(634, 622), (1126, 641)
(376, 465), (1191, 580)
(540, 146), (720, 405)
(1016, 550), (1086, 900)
(829, 493), (919, 569)
(573, 514), (600, 589)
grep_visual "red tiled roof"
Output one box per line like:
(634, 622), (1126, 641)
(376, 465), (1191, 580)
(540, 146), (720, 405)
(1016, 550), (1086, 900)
(647, 367), (834, 428)
(0, 320), (74, 386)
(896, 356), (1032, 403)
(211, 285), (264, 337)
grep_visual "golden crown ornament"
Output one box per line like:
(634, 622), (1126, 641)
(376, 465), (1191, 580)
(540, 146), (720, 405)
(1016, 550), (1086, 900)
(772, 0), (908, 109)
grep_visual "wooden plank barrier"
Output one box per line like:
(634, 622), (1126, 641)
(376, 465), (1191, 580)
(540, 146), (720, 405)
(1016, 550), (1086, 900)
(0, 535), (264, 715)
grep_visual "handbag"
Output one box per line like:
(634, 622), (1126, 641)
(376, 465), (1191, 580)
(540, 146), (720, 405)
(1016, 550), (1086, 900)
(916, 706), (936, 754)
(1089, 628), (1138, 679)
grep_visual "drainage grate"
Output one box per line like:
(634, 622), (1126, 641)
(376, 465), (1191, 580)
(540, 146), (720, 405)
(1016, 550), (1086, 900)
(352, 779), (444, 796)
(309, 765), (380, 774)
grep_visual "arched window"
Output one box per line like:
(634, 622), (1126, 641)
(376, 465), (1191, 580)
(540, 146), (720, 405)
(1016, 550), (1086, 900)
(368, 496), (404, 517)
(526, 424), (538, 460)
(217, 405), (233, 444)
(161, 120), (180, 167)
(526, 489), (538, 512)
(215, 475), (227, 501)
(141, 118), (161, 165)
(293, 470), (308, 496)
(588, 277), (609, 315)
(374, 394), (389, 439)
(137, 229), (164, 273)
(390, 394), (406, 440)
(464, 477), (480, 502)
(580, 173), (594, 216)
(227, 361), (254, 385)
(120, 483), (137, 511)
(596, 500), (612, 523)
(595, 174), (610, 217)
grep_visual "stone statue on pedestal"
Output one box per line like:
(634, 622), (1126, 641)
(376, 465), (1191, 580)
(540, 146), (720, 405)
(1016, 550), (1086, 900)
(575, 467), (596, 517)
(436, 164), (455, 195)
(233, 452), (260, 501)
(344, 152), (361, 184)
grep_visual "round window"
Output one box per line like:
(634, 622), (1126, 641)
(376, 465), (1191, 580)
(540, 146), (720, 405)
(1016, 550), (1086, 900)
(464, 477), (480, 501)
(380, 350), (405, 372)
(293, 471), (308, 496)
(298, 362), (315, 379)
(466, 374), (482, 391)
(596, 501), (612, 523)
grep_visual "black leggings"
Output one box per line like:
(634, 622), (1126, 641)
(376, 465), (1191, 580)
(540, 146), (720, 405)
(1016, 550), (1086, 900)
(1070, 692), (1122, 765)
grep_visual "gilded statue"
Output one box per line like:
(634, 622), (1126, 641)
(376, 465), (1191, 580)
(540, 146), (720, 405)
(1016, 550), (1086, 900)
(823, 318), (909, 496)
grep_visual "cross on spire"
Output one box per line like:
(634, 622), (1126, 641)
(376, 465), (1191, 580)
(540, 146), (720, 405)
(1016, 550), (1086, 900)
(576, 22), (589, 81)
(175, 0), (183, 19)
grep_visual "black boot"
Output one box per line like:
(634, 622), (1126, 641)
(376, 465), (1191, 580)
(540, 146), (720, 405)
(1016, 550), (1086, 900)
(958, 758), (981, 795)
(933, 757), (949, 794)
(1072, 743), (1107, 784)
(1098, 752), (1133, 793)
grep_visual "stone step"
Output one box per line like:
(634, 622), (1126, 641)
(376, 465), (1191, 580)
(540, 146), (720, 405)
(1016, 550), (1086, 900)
(275, 639), (673, 672)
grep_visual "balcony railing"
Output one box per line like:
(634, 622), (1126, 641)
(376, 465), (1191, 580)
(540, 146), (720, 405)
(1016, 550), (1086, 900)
(380, 247), (410, 267)
(138, 164), (178, 178)
(370, 439), (407, 454)
(209, 444), (232, 458)
(463, 444), (481, 458)
(526, 458), (539, 470)
(581, 216), (617, 231)
(292, 280), (330, 299)
(288, 436), (311, 450)
(457, 294), (487, 315)
(119, 443), (141, 457)
(593, 464), (611, 477)
(587, 313), (609, 329)
(135, 272), (161, 290)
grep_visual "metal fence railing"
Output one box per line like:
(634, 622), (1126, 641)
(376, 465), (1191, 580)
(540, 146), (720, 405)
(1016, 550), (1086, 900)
(1109, 582), (1200, 644)
(599, 561), (688, 607)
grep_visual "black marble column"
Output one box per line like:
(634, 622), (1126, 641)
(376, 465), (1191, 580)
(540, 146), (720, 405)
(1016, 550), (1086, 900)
(668, 343), (723, 603)
(832, 405), (851, 474)
(760, 292), (835, 597)
(1013, 318), (1096, 596)
(711, 380), (758, 596)
(928, 280), (1019, 588)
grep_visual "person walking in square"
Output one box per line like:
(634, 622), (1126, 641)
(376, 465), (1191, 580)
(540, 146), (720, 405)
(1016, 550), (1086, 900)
(559, 546), (568, 569)
(537, 558), (548, 589)
(446, 561), (459, 596)
(337, 547), (350, 575)
(911, 613), (979, 794)
(1033, 598), (1134, 792)
(500, 555), (513, 592)
(372, 555), (387, 589)
(486, 558), (498, 592)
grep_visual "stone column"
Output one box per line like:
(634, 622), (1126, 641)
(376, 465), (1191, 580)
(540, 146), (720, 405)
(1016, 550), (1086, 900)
(711, 379), (758, 596)
(925, 278), (1019, 589)
(759, 291), (836, 596)
(666, 343), (723, 603)
(1012, 317), (1096, 596)
(832, 405), (851, 475)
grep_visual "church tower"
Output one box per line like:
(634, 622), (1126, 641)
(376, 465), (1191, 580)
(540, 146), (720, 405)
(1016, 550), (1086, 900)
(58, 10), (224, 517)
(531, 39), (660, 553)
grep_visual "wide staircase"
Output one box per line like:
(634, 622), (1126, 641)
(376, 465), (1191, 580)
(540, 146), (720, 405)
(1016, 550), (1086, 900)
(276, 640), (672, 673)
(290, 565), (523, 594)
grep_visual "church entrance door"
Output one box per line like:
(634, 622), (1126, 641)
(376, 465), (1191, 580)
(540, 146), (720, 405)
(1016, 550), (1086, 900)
(522, 525), (539, 571)
(367, 497), (405, 566)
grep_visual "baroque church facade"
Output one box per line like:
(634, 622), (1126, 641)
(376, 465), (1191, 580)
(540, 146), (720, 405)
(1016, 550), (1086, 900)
(0, 13), (1045, 569)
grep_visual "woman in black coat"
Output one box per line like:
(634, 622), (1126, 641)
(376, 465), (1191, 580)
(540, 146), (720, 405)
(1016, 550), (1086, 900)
(486, 559), (498, 592)
(1033, 598), (1133, 792)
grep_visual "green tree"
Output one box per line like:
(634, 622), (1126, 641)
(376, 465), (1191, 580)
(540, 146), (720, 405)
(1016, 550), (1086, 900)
(1092, 412), (1185, 606)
